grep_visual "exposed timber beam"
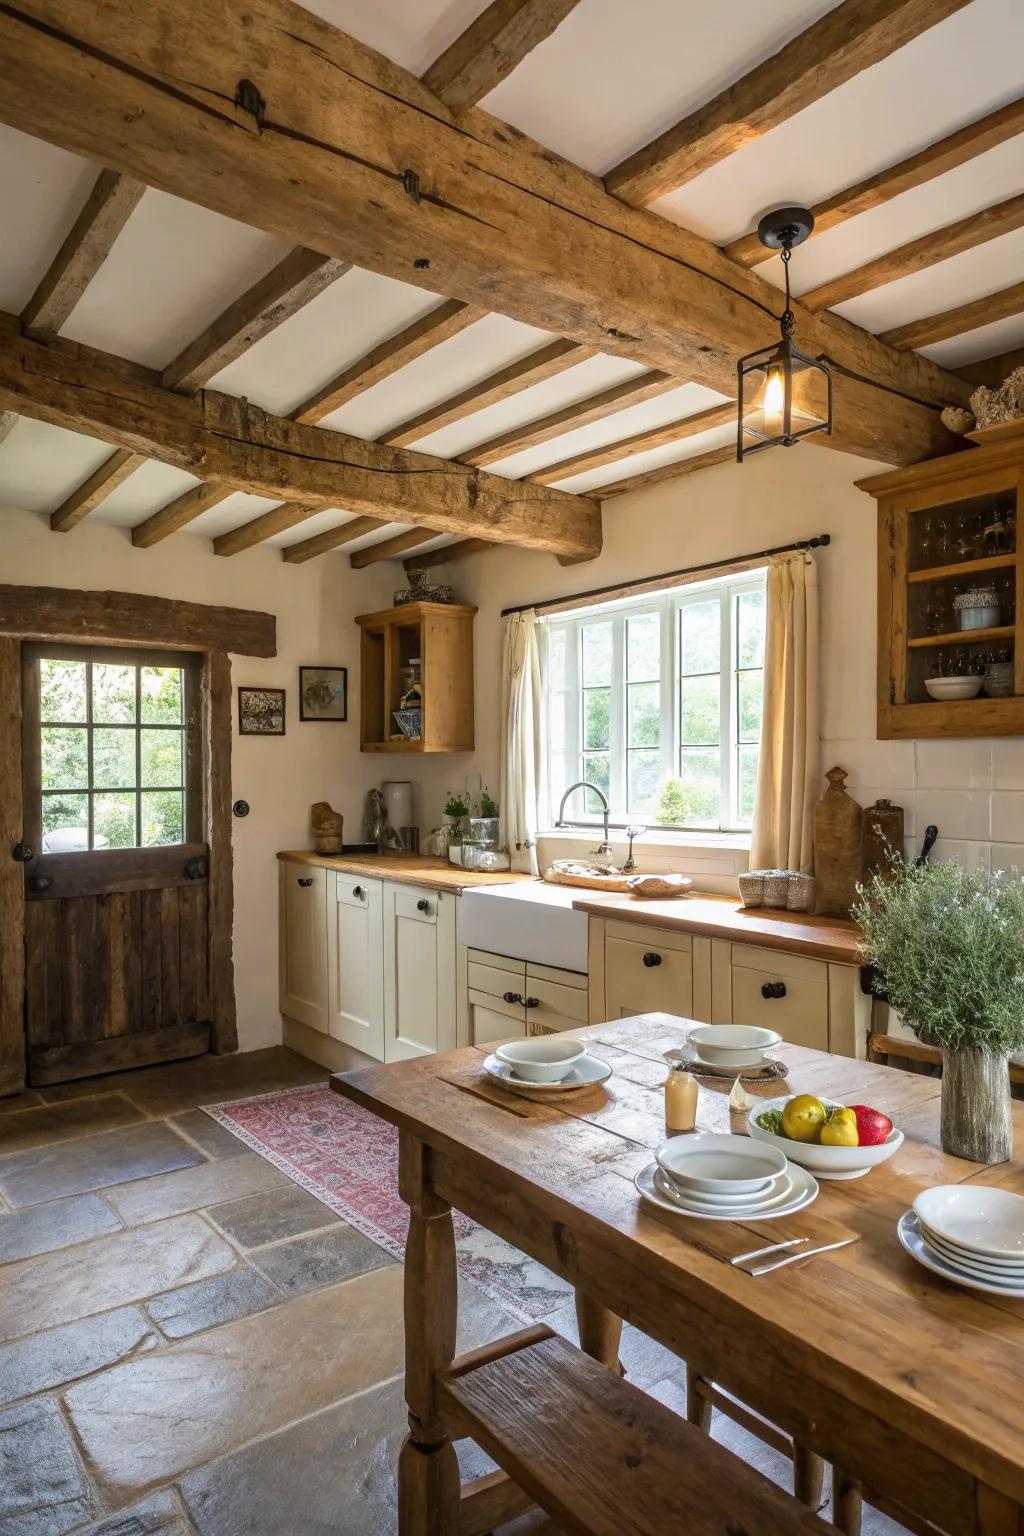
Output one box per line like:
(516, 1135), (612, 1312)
(131, 481), (232, 548)
(213, 501), (324, 556)
(604, 0), (969, 206)
(957, 345), (1024, 389)
(404, 538), (493, 571)
(50, 448), (145, 531)
(526, 400), (736, 483)
(423, 0), (584, 111)
(0, 320), (601, 559)
(350, 528), (437, 567)
(0, 0), (968, 466)
(598, 445), (736, 497)
(283, 517), (392, 565)
(382, 339), (593, 447)
(802, 193), (1024, 313)
(21, 168), (145, 339)
(463, 372), (680, 467)
(879, 281), (1024, 352)
(725, 97), (1024, 267)
(162, 249), (350, 393)
(292, 300), (484, 425)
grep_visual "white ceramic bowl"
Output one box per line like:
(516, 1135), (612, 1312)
(924, 676), (983, 701)
(748, 1096), (903, 1179)
(913, 1185), (1024, 1260)
(494, 1036), (586, 1084)
(655, 1132), (787, 1194)
(687, 1025), (782, 1067)
(918, 1222), (1024, 1279)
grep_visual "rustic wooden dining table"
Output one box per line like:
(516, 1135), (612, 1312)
(333, 1013), (1024, 1536)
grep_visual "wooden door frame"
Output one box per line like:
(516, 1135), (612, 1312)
(0, 585), (277, 1094)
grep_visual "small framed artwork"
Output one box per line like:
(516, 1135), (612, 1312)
(299, 666), (348, 722)
(238, 686), (286, 735)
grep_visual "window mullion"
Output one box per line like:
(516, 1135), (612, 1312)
(720, 591), (731, 832)
(610, 613), (626, 819)
(660, 595), (674, 794)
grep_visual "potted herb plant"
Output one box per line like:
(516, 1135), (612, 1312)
(470, 788), (500, 847)
(442, 792), (470, 842)
(854, 858), (1024, 1164)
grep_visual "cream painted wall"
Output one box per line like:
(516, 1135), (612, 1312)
(0, 506), (395, 1051)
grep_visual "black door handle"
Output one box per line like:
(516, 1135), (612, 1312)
(761, 981), (787, 999)
(642, 952), (662, 968)
(353, 885), (364, 898)
(184, 857), (208, 880)
(503, 991), (523, 1005)
(297, 877), (314, 887)
(28, 875), (52, 894)
(524, 996), (540, 1009)
(416, 898), (429, 913)
(11, 842), (33, 863)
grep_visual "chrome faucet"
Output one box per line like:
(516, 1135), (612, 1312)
(556, 780), (614, 859)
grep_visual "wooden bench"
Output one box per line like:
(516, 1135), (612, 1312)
(868, 1031), (1024, 1084)
(440, 1326), (835, 1536)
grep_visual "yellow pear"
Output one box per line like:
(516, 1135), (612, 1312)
(781, 1094), (826, 1143)
(820, 1107), (859, 1147)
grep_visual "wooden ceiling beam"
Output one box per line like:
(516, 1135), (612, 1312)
(350, 528), (437, 567)
(50, 448), (145, 531)
(725, 97), (1024, 267)
(525, 400), (735, 483)
(130, 481), (232, 548)
(423, 0), (583, 111)
(463, 372), (680, 467)
(956, 345), (1024, 389)
(282, 517), (392, 565)
(21, 168), (145, 339)
(382, 338), (593, 447)
(292, 300), (484, 425)
(879, 280), (1024, 352)
(604, 0), (970, 206)
(0, 0), (968, 467)
(0, 321), (601, 559)
(213, 501), (324, 556)
(598, 444), (735, 498)
(404, 538), (493, 571)
(162, 249), (350, 393)
(802, 192), (1024, 312)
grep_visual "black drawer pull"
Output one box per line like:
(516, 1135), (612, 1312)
(524, 996), (540, 1009)
(761, 981), (787, 999)
(416, 898), (430, 913)
(297, 877), (314, 887)
(503, 990), (523, 1005)
(642, 952), (662, 968)
(352, 885), (364, 898)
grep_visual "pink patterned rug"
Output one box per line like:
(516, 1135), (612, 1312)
(203, 1084), (572, 1324)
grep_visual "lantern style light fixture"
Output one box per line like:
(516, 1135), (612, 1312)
(737, 206), (832, 462)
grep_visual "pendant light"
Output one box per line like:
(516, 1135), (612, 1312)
(737, 206), (832, 462)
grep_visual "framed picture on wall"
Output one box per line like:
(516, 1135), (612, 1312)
(238, 686), (286, 735)
(299, 666), (348, 722)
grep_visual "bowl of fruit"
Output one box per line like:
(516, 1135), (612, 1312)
(747, 1094), (902, 1179)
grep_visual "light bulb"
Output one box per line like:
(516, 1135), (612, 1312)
(763, 366), (785, 432)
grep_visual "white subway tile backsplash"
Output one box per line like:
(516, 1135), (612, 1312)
(991, 843), (1024, 874)
(992, 741), (1024, 792)
(819, 738), (915, 790)
(990, 793), (1024, 845)
(914, 739), (992, 791)
(913, 789), (990, 843)
(921, 838), (990, 870)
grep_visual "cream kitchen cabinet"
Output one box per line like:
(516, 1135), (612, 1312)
(278, 859), (329, 1034)
(599, 919), (696, 1022)
(327, 873), (385, 1058)
(383, 883), (457, 1062)
(466, 948), (588, 1045)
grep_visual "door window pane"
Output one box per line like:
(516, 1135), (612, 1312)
(141, 667), (183, 725)
(41, 727), (88, 790)
(628, 681), (659, 746)
(40, 659), (86, 722)
(92, 663), (136, 724)
(627, 613), (660, 681)
(42, 793), (89, 851)
(680, 675), (719, 746)
(737, 670), (763, 741)
(681, 601), (719, 674)
(627, 749), (660, 813)
(141, 729), (183, 788)
(94, 792), (137, 849)
(93, 727), (136, 789)
(583, 688), (610, 750)
(678, 747), (720, 824)
(142, 791), (184, 847)
(581, 622), (612, 685)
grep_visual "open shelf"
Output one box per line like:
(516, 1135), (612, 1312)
(907, 552), (1017, 584)
(908, 624), (1015, 649)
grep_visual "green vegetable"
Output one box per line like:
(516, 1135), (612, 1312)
(756, 1108), (785, 1136)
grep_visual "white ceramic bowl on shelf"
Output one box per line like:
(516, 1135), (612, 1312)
(687, 1024), (782, 1067)
(923, 676), (982, 701)
(494, 1036), (586, 1084)
(748, 1096), (903, 1180)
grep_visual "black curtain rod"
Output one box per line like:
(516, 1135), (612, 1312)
(500, 534), (831, 618)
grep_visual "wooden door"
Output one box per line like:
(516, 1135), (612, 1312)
(278, 860), (329, 1033)
(20, 644), (211, 1085)
(383, 884), (456, 1062)
(327, 873), (384, 1058)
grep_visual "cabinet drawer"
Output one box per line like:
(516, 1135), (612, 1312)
(731, 944), (828, 986)
(469, 962), (528, 1007)
(730, 960), (828, 1051)
(524, 975), (588, 1025)
(469, 989), (525, 1029)
(335, 875), (381, 910)
(394, 887), (438, 924)
(605, 934), (692, 1019)
(526, 959), (587, 991)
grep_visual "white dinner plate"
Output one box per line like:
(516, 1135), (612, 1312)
(635, 1160), (818, 1222)
(913, 1185), (1024, 1260)
(898, 1212), (1024, 1298)
(482, 1051), (612, 1095)
(918, 1220), (1024, 1278)
(655, 1166), (795, 1214)
(657, 1167), (790, 1208)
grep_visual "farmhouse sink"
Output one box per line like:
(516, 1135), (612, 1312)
(460, 880), (589, 971)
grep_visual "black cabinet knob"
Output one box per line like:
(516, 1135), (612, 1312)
(761, 981), (787, 999)
(11, 842), (33, 863)
(642, 952), (662, 968)
(502, 991), (522, 1005)
(416, 898), (429, 913)
(298, 877), (314, 888)
(353, 885), (364, 898)
(184, 857), (208, 880)
(524, 996), (540, 1009)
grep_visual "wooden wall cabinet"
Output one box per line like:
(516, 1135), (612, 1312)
(356, 600), (476, 753)
(860, 425), (1024, 738)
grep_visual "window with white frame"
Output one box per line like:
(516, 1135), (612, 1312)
(545, 570), (767, 833)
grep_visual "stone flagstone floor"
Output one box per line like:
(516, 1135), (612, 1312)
(0, 1047), (906, 1535)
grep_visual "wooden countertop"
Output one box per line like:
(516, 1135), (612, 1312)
(569, 889), (864, 965)
(277, 850), (531, 893)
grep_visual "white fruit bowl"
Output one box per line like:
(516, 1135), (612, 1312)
(924, 676), (982, 701)
(748, 1095), (904, 1180)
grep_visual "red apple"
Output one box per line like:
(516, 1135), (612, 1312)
(849, 1104), (893, 1146)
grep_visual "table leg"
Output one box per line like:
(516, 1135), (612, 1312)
(398, 1134), (460, 1536)
(574, 1290), (624, 1375)
(685, 1372), (713, 1432)
(831, 1466), (862, 1535)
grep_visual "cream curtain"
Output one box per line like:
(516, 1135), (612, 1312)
(499, 609), (547, 875)
(750, 552), (820, 874)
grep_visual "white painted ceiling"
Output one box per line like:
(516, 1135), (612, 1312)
(0, 0), (1021, 561)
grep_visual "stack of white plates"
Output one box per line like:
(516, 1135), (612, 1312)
(898, 1185), (1024, 1297)
(635, 1132), (818, 1222)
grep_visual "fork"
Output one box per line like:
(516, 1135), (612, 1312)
(739, 1236), (856, 1276)
(730, 1237), (808, 1266)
